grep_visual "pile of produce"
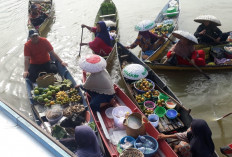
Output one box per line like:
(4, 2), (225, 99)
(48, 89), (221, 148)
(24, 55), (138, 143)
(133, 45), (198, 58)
(100, 2), (116, 15)
(135, 78), (154, 92)
(150, 20), (174, 36)
(32, 79), (81, 107)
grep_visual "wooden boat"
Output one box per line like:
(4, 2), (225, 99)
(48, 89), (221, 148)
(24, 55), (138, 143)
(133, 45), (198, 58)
(93, 0), (119, 48)
(25, 55), (106, 156)
(83, 72), (178, 157)
(220, 143), (232, 157)
(145, 43), (232, 71)
(140, 0), (180, 61)
(28, 0), (54, 34)
(108, 41), (192, 134)
(107, 42), (219, 157)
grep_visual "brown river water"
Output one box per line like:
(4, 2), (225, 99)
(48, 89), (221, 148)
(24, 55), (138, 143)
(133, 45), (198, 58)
(0, 0), (231, 156)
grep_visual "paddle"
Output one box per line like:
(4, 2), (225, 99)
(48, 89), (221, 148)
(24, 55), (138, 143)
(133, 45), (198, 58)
(186, 58), (210, 79)
(162, 33), (176, 44)
(78, 27), (84, 57)
(215, 112), (232, 121)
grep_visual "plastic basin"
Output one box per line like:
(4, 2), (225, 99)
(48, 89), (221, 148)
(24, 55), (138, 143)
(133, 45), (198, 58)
(148, 114), (159, 128)
(154, 106), (166, 118)
(166, 109), (177, 119)
(165, 99), (176, 109)
(112, 106), (132, 129)
(158, 93), (169, 101)
(134, 79), (155, 94)
(144, 101), (156, 110)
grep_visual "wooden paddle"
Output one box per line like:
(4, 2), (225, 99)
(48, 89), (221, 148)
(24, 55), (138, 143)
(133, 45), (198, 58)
(187, 58), (210, 79)
(215, 112), (232, 121)
(78, 27), (84, 57)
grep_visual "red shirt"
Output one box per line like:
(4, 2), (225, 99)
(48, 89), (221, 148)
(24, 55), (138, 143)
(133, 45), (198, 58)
(24, 37), (53, 64)
(89, 27), (112, 56)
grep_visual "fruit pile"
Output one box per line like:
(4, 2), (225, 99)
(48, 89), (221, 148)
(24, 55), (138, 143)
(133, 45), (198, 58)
(56, 91), (69, 105)
(136, 94), (145, 104)
(150, 21), (174, 36)
(135, 78), (154, 92)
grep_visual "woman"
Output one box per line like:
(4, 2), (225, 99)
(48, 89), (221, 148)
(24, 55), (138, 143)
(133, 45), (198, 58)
(194, 15), (229, 44)
(59, 125), (103, 157)
(158, 119), (215, 157)
(30, 4), (48, 28)
(166, 30), (206, 66)
(126, 30), (165, 60)
(80, 21), (112, 57)
(77, 54), (116, 111)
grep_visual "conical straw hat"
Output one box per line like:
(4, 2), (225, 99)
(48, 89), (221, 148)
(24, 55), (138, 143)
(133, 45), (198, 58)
(194, 15), (221, 26)
(172, 30), (198, 44)
(135, 20), (156, 32)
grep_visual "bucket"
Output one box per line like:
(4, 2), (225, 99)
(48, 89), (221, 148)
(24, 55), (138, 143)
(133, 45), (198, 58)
(123, 113), (146, 138)
(154, 106), (166, 118)
(148, 114), (159, 128)
(112, 106), (132, 129)
(144, 101), (156, 111)
(158, 93), (169, 101)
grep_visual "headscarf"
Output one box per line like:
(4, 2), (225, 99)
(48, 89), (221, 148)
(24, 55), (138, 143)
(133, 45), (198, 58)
(187, 119), (215, 157)
(95, 21), (112, 47)
(171, 39), (195, 59)
(83, 69), (115, 95)
(75, 125), (103, 157)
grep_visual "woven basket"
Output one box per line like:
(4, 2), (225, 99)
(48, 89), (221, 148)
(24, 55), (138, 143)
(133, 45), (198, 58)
(36, 72), (55, 88)
(119, 148), (144, 157)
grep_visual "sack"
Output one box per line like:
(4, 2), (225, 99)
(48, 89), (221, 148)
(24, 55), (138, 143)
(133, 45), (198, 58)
(167, 54), (178, 65)
(36, 72), (55, 88)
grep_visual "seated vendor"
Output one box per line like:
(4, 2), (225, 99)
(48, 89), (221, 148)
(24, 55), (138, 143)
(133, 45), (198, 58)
(30, 4), (48, 27)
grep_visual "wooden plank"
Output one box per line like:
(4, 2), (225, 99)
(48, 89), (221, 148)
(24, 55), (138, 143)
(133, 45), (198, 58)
(163, 116), (174, 131)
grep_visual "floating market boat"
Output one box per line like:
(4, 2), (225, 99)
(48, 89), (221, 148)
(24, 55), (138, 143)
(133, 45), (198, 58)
(145, 43), (232, 71)
(93, 0), (119, 49)
(83, 71), (178, 157)
(25, 55), (106, 156)
(139, 0), (180, 61)
(28, 0), (54, 34)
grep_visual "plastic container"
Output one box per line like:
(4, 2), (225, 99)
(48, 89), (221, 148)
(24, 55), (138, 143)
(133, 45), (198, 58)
(166, 109), (177, 119)
(148, 114), (159, 128)
(158, 93), (169, 101)
(105, 107), (115, 119)
(112, 106), (132, 129)
(154, 106), (166, 118)
(119, 136), (135, 150)
(165, 99), (176, 109)
(134, 79), (155, 94)
(119, 148), (144, 157)
(134, 135), (159, 157)
(144, 101), (156, 110)
(166, 7), (178, 18)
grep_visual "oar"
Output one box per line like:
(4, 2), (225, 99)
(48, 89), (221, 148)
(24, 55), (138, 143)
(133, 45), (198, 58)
(162, 33), (176, 44)
(78, 27), (84, 57)
(186, 58), (210, 79)
(215, 112), (232, 121)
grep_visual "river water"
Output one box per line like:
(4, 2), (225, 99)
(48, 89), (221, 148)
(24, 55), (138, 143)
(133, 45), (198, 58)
(0, 0), (231, 156)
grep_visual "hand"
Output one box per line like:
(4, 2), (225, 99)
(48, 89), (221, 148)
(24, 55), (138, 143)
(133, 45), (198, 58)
(125, 46), (131, 49)
(61, 61), (68, 67)
(215, 37), (220, 43)
(190, 59), (195, 65)
(23, 71), (29, 78)
(157, 133), (166, 140)
(199, 29), (206, 35)
(81, 24), (86, 28)
(80, 43), (87, 46)
(171, 51), (175, 55)
(75, 84), (81, 89)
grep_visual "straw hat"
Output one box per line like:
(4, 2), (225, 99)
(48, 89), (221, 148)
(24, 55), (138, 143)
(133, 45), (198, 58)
(135, 20), (156, 32)
(122, 64), (148, 80)
(172, 30), (198, 44)
(79, 54), (106, 73)
(194, 15), (221, 26)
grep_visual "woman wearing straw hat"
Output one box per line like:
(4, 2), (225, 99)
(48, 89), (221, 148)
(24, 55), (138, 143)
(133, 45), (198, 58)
(194, 15), (230, 44)
(77, 54), (117, 111)
(126, 20), (165, 60)
(166, 30), (206, 66)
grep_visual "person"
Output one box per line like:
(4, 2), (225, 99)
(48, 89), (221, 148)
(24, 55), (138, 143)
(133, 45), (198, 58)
(166, 30), (206, 66)
(194, 15), (230, 44)
(77, 54), (116, 111)
(59, 125), (103, 157)
(80, 21), (113, 57)
(23, 29), (67, 82)
(126, 30), (165, 60)
(29, 4), (48, 28)
(158, 119), (215, 157)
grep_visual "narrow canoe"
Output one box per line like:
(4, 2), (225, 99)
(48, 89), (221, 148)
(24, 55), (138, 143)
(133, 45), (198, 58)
(140, 0), (180, 61)
(25, 55), (106, 156)
(28, 0), (54, 35)
(107, 42), (193, 134)
(83, 72), (178, 157)
(93, 0), (119, 48)
(145, 43), (232, 71)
